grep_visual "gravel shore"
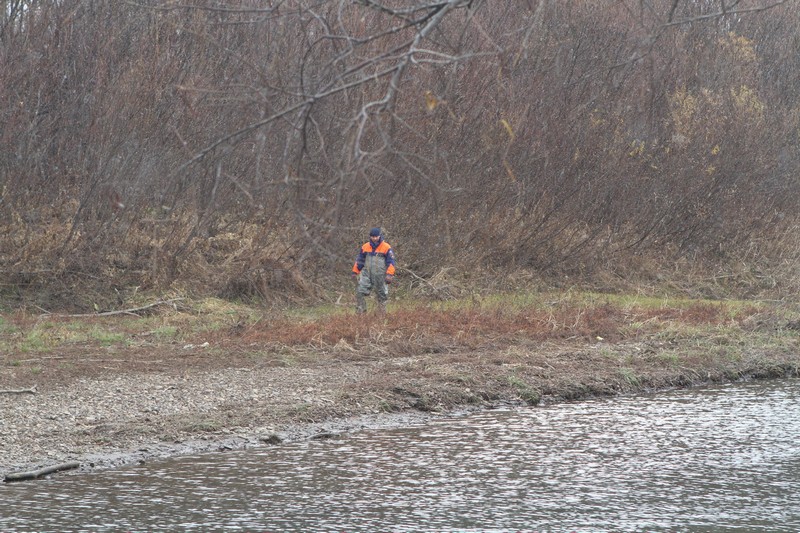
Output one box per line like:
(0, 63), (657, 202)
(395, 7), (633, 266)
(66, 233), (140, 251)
(1, 360), (414, 478)
(3, 339), (799, 480)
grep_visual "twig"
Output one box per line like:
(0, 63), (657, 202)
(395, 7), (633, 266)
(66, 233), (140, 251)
(15, 356), (64, 363)
(405, 268), (438, 290)
(45, 298), (185, 318)
(4, 462), (80, 482)
(0, 386), (37, 395)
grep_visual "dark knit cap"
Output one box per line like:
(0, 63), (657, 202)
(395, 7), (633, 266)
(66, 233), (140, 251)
(369, 227), (382, 237)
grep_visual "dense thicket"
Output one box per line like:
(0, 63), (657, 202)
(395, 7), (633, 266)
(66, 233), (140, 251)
(1, 0), (798, 308)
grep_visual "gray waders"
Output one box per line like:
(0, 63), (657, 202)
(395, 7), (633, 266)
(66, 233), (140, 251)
(356, 254), (389, 314)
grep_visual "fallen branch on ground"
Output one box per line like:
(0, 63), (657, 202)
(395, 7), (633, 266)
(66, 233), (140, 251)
(43, 298), (186, 317)
(4, 461), (80, 482)
(0, 386), (37, 395)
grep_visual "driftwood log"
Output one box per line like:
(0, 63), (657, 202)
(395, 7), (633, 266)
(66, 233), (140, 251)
(4, 461), (80, 482)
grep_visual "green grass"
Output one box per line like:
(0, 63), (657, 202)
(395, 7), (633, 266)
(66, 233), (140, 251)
(88, 327), (127, 346)
(656, 351), (681, 366)
(618, 367), (640, 387)
(19, 329), (52, 352)
(506, 375), (541, 405)
(150, 325), (179, 339)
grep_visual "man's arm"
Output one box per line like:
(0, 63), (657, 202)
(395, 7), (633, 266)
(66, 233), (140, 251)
(385, 248), (396, 276)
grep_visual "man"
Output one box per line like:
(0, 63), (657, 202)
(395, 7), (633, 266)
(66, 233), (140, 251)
(352, 227), (396, 314)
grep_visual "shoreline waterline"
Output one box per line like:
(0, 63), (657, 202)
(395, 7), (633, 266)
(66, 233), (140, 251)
(3, 352), (797, 479)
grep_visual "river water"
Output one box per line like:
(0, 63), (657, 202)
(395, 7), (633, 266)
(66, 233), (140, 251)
(2, 378), (799, 532)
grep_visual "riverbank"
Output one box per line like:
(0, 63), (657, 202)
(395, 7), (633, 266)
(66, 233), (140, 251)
(2, 292), (799, 478)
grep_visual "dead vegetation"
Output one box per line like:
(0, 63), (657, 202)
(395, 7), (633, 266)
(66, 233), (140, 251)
(3, 2), (800, 311)
(2, 292), (797, 398)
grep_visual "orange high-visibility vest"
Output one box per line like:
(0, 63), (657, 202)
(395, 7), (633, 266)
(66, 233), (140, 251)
(353, 240), (396, 276)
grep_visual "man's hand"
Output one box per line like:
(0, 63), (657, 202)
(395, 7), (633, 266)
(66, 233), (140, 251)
(352, 272), (359, 282)
(385, 274), (394, 284)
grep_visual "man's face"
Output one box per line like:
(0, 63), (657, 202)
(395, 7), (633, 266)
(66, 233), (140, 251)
(370, 235), (380, 244)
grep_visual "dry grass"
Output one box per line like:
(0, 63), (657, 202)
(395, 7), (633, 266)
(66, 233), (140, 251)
(0, 291), (779, 359)
(238, 297), (755, 349)
(1, 289), (799, 438)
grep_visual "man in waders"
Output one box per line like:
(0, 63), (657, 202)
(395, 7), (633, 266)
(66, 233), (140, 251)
(352, 227), (396, 314)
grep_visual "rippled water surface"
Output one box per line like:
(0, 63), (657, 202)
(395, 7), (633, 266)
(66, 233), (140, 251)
(3, 379), (799, 532)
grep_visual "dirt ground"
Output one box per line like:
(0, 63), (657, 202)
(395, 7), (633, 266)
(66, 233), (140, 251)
(2, 303), (799, 479)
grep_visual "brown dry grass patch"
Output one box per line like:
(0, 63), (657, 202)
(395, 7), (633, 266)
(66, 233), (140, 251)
(239, 301), (749, 350)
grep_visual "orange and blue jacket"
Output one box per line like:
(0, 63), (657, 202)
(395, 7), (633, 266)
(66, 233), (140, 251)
(352, 238), (396, 276)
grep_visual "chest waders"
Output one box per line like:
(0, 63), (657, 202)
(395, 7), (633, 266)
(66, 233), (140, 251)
(356, 253), (389, 314)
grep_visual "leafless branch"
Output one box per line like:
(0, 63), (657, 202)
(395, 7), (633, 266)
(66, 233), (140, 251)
(661, 0), (787, 27)
(43, 299), (186, 318)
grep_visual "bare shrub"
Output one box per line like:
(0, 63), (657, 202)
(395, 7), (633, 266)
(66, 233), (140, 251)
(2, 0), (798, 309)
